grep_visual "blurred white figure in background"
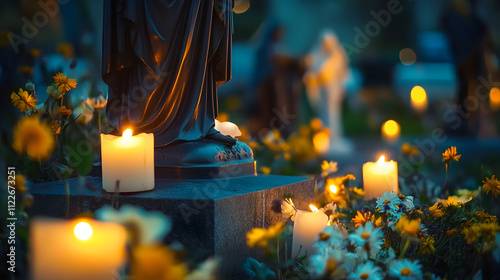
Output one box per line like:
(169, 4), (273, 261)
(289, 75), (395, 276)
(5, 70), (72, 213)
(304, 31), (353, 154)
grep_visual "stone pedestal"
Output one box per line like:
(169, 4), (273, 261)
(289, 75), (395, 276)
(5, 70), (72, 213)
(28, 175), (314, 279)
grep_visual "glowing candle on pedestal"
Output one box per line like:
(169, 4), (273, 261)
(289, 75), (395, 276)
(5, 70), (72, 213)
(101, 129), (154, 192)
(31, 218), (127, 280)
(381, 120), (400, 143)
(490, 87), (500, 111)
(411, 85), (428, 113)
(363, 155), (398, 200)
(292, 204), (328, 257)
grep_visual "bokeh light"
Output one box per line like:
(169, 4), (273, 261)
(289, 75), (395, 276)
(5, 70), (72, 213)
(381, 120), (400, 142)
(490, 87), (500, 111)
(411, 85), (428, 113)
(233, 0), (250, 14)
(399, 48), (417, 66)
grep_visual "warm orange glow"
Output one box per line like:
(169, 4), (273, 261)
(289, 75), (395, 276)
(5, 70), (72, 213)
(233, 0), (250, 14)
(122, 129), (133, 138)
(313, 130), (330, 155)
(382, 120), (400, 137)
(490, 87), (500, 111)
(411, 86), (427, 103)
(74, 221), (92, 241)
(309, 204), (319, 213)
(329, 184), (338, 194)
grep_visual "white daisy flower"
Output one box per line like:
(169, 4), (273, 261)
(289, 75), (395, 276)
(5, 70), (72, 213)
(281, 198), (297, 221)
(389, 259), (423, 280)
(320, 202), (337, 225)
(348, 222), (384, 251)
(96, 205), (171, 245)
(347, 261), (383, 280)
(399, 195), (415, 211)
(308, 247), (356, 278)
(376, 191), (402, 215)
(314, 224), (347, 250)
(375, 247), (396, 264)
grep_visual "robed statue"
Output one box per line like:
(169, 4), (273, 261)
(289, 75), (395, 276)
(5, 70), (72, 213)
(102, 0), (253, 165)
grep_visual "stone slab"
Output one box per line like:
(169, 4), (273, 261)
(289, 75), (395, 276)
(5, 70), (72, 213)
(28, 175), (315, 279)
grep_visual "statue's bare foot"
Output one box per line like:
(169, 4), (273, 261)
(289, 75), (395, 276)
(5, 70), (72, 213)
(206, 127), (237, 146)
(155, 139), (253, 165)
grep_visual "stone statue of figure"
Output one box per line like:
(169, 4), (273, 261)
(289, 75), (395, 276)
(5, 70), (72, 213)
(303, 31), (353, 154)
(102, 0), (252, 164)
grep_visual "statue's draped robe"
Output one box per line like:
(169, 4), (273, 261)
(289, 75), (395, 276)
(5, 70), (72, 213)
(103, 0), (232, 147)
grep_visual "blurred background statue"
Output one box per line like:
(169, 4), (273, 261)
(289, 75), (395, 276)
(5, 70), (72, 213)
(303, 31), (353, 154)
(102, 0), (253, 164)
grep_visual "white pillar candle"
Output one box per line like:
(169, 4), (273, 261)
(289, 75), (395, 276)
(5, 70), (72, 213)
(363, 155), (398, 200)
(101, 129), (154, 192)
(31, 218), (127, 280)
(292, 205), (328, 257)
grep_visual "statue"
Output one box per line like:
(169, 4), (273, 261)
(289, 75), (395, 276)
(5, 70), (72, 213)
(102, 0), (253, 166)
(303, 31), (353, 154)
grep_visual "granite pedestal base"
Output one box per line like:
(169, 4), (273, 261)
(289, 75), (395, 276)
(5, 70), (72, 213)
(28, 175), (314, 279)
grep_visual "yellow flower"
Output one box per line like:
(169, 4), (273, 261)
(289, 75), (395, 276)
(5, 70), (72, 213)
(352, 211), (381, 228)
(321, 160), (338, 177)
(482, 175), (500, 198)
(55, 105), (72, 116)
(130, 245), (188, 280)
(11, 88), (38, 113)
(429, 202), (445, 217)
(53, 72), (77, 93)
(395, 215), (420, 237)
(462, 222), (499, 244)
(246, 222), (284, 248)
(420, 236), (435, 254)
(401, 143), (419, 156)
(12, 117), (55, 161)
(50, 121), (61, 135)
(442, 146), (461, 168)
(446, 228), (457, 236)
(12, 174), (28, 194)
(260, 166), (271, 175)
(349, 187), (365, 196)
(437, 196), (470, 207)
(476, 210), (498, 223)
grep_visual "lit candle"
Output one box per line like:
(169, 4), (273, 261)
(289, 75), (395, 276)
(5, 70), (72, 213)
(101, 129), (154, 192)
(31, 218), (127, 280)
(411, 85), (428, 113)
(381, 120), (400, 143)
(292, 204), (329, 257)
(363, 155), (398, 200)
(490, 87), (500, 111)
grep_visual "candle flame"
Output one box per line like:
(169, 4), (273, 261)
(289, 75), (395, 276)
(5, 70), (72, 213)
(377, 156), (386, 165)
(309, 204), (319, 213)
(122, 129), (133, 138)
(329, 184), (338, 194)
(74, 221), (93, 241)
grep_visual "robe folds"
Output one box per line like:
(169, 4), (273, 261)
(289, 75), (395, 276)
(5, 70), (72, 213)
(103, 0), (232, 147)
